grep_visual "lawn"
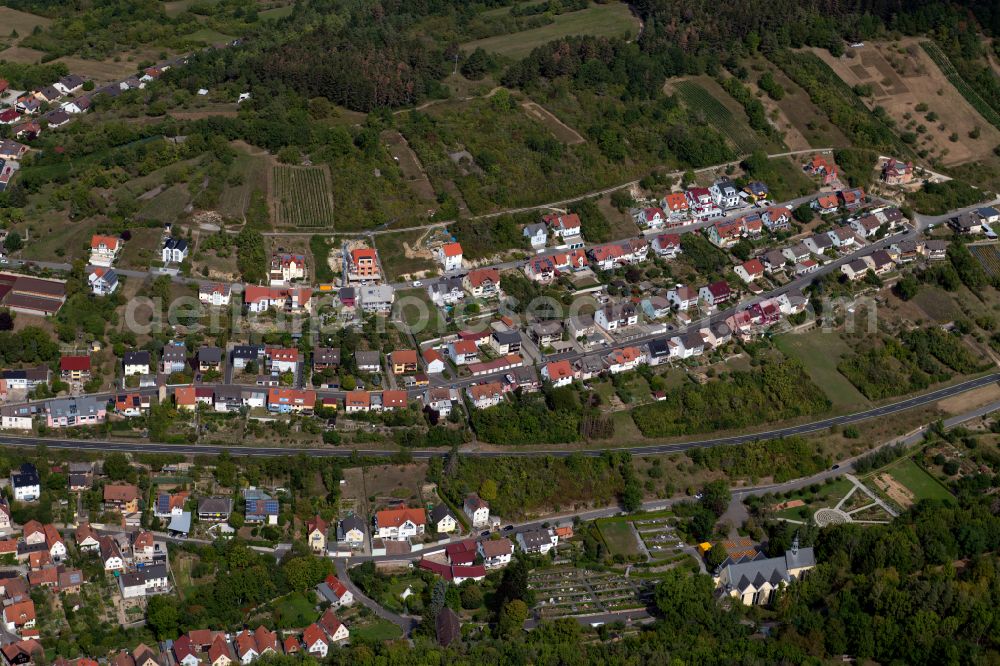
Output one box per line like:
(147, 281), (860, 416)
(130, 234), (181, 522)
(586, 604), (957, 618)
(460, 3), (639, 60)
(774, 330), (869, 411)
(182, 28), (235, 46)
(260, 5), (294, 20)
(772, 477), (855, 520)
(272, 592), (316, 629)
(597, 519), (642, 557)
(885, 458), (954, 503)
(393, 288), (447, 342)
(351, 619), (403, 641)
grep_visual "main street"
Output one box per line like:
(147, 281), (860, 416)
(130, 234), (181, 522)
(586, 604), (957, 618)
(0, 372), (995, 458)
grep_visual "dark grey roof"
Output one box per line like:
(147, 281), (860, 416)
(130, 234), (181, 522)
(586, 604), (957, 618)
(519, 529), (550, 548)
(355, 350), (380, 366)
(314, 347), (341, 365)
(429, 504), (454, 524)
(648, 338), (670, 358)
(143, 563), (168, 580)
(492, 329), (521, 344)
(784, 546), (815, 570)
(163, 237), (188, 252)
(124, 351), (151, 365)
(198, 497), (232, 514)
(231, 345), (260, 360)
(198, 347), (222, 363)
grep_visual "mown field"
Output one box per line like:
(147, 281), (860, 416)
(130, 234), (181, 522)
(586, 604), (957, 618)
(774, 331), (870, 411)
(272, 165), (335, 228)
(460, 3), (639, 60)
(884, 458), (954, 503)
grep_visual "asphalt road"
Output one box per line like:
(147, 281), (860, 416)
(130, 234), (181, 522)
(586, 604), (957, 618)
(1, 373), (995, 458)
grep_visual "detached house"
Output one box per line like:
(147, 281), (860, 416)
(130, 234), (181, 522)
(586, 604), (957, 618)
(390, 349), (419, 374)
(199, 283), (231, 306)
(269, 253), (306, 284)
(595, 303), (638, 331)
(699, 281), (731, 308)
(88, 268), (118, 296)
(605, 346), (645, 374)
(374, 507), (426, 541)
(435, 242), (464, 272)
(709, 178), (742, 209)
(634, 206), (666, 229)
(463, 494), (490, 528)
(463, 268), (501, 299)
(60, 355), (91, 381)
(667, 285), (698, 311)
(104, 484), (139, 514)
(543, 213), (583, 242)
(162, 238), (188, 264)
(467, 382), (504, 409)
(523, 223), (547, 250)
(661, 192), (690, 219)
(542, 359), (575, 387)
(881, 158), (913, 185)
(652, 233), (682, 258)
(735, 259), (765, 284)
(123, 351), (151, 376)
(89, 235), (121, 266)
(348, 247), (380, 282)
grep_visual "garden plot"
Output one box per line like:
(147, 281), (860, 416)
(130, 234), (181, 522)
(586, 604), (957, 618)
(633, 517), (684, 558)
(529, 567), (651, 620)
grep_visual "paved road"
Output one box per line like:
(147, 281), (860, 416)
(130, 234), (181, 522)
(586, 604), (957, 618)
(334, 559), (419, 636)
(0, 372), (995, 459)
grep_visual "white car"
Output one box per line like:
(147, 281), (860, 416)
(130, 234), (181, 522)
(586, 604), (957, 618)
(412, 280), (422, 287)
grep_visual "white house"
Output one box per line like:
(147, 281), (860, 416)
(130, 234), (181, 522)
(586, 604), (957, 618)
(374, 507), (426, 541)
(667, 285), (698, 311)
(430, 504), (458, 533)
(467, 382), (504, 409)
(88, 268), (119, 296)
(435, 242), (464, 272)
(523, 223), (547, 250)
(517, 528), (557, 555)
(162, 237), (189, 264)
(123, 351), (151, 376)
(89, 235), (121, 266)
(478, 538), (514, 569)
(11, 464), (40, 502)
(463, 494), (490, 529)
(199, 283), (231, 306)
(710, 178), (742, 209)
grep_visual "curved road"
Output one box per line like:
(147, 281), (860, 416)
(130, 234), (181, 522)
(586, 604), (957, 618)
(0, 373), (996, 458)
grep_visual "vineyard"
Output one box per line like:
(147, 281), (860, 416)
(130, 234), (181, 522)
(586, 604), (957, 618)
(673, 80), (764, 154)
(920, 42), (1000, 131)
(968, 243), (1000, 278)
(272, 165), (336, 228)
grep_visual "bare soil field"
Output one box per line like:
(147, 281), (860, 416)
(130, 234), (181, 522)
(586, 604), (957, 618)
(741, 72), (811, 151)
(522, 101), (586, 145)
(51, 55), (148, 84)
(873, 472), (915, 509)
(812, 40), (1000, 165)
(382, 130), (436, 202)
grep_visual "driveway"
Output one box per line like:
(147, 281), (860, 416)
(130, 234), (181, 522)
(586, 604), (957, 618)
(334, 559), (419, 636)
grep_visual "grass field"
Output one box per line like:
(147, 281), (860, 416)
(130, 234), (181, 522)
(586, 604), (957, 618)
(351, 619), (403, 641)
(394, 288), (447, 341)
(374, 229), (436, 280)
(260, 5), (294, 20)
(0, 8), (50, 49)
(273, 165), (336, 228)
(272, 592), (316, 628)
(885, 458), (954, 502)
(137, 184), (191, 223)
(182, 28), (235, 45)
(217, 146), (268, 220)
(673, 80), (765, 154)
(597, 519), (642, 557)
(774, 331), (869, 410)
(460, 3), (639, 60)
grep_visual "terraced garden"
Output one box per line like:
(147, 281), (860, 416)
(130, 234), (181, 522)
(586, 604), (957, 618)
(272, 165), (336, 228)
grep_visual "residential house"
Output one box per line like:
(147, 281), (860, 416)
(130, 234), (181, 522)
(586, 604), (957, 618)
(734, 259), (765, 284)
(463, 494), (490, 528)
(761, 249), (788, 273)
(154, 491), (188, 519)
(977, 206), (1000, 225)
(198, 347), (223, 372)
(523, 222), (548, 250)
(661, 192), (690, 219)
(317, 574), (353, 608)
(652, 233), (682, 258)
(707, 220), (744, 249)
(463, 268), (501, 299)
(429, 504), (458, 533)
(104, 485), (139, 514)
(348, 248), (380, 282)
(478, 538), (514, 569)
(54, 75), (85, 96)
(114, 393), (149, 417)
(344, 390), (370, 413)
(87, 268), (119, 296)
(923, 240), (949, 261)
(46, 396), (106, 428)
(358, 284), (394, 313)
(0, 406), (31, 431)
(467, 382), (504, 409)
(318, 608), (349, 643)
(160, 341), (188, 374)
(634, 206), (666, 229)
(646, 338), (671, 366)
(381, 390), (408, 411)
(208, 634), (232, 666)
(949, 211), (983, 234)
(803, 233), (833, 256)
(162, 238), (188, 264)
(174, 386), (197, 411)
(199, 283), (231, 306)
(541, 360), (575, 387)
(89, 235), (121, 266)
(881, 158), (913, 185)
(525, 254), (557, 283)
(516, 529), (557, 555)
(61, 96), (91, 114)
(827, 226), (857, 249)
(269, 253), (306, 284)
(312, 347), (341, 372)
(374, 507), (426, 541)
(812, 194), (839, 214)
(390, 350), (418, 374)
(243, 285), (313, 314)
(337, 516), (366, 547)
(743, 181), (769, 202)
(435, 243), (463, 272)
(428, 277), (465, 306)
(266, 388), (316, 414)
(606, 346), (645, 374)
(699, 281), (731, 308)
(866, 249), (895, 275)
(795, 259), (819, 276)
(75, 524), (100, 552)
(762, 206), (791, 231)
(59, 355), (91, 381)
(422, 347), (446, 374)
(841, 259), (871, 281)
(709, 178), (742, 209)
(198, 497), (232, 522)
(839, 187), (865, 210)
(302, 625), (328, 658)
(244, 489), (280, 525)
(667, 285), (698, 311)
(489, 329), (521, 355)
(529, 320), (563, 347)
(594, 303), (638, 331)
(123, 351), (151, 376)
(265, 347), (299, 373)
(2, 599), (35, 635)
(543, 213), (583, 241)
(851, 214), (883, 239)
(804, 155), (838, 185)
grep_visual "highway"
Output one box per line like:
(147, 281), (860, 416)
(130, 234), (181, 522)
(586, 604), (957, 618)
(0, 372), (995, 458)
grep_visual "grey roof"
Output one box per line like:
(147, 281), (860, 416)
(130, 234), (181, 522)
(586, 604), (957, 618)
(809, 233), (832, 248)
(648, 338), (670, 358)
(847, 259), (868, 272)
(163, 237), (188, 252)
(231, 345), (260, 360)
(119, 571), (145, 588)
(429, 504), (455, 524)
(519, 529), (550, 548)
(339, 515), (365, 533)
(314, 347), (341, 365)
(530, 320), (563, 335)
(143, 563), (169, 580)
(198, 347), (222, 363)
(214, 386), (242, 401)
(48, 396), (105, 419)
(492, 329), (520, 344)
(784, 545), (815, 570)
(198, 497), (232, 514)
(124, 350), (151, 365)
(724, 557), (790, 593)
(355, 350), (380, 367)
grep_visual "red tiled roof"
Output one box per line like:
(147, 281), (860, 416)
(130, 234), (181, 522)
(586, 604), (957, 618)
(60, 355), (91, 372)
(376, 507), (425, 528)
